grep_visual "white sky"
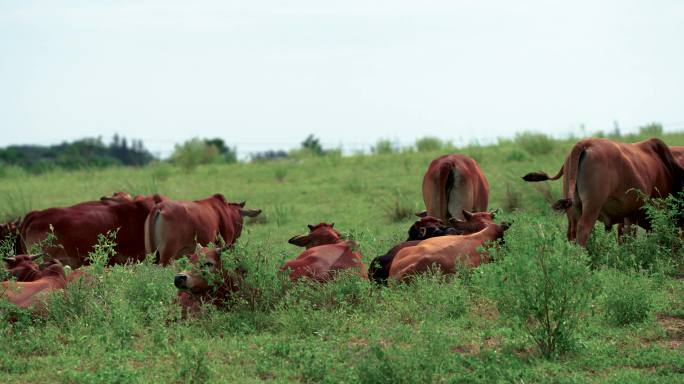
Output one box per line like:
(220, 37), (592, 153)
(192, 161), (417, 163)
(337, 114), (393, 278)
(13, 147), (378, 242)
(1, 0), (683, 158)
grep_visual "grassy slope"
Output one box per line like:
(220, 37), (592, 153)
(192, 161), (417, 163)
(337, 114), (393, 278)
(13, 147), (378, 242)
(0, 133), (683, 383)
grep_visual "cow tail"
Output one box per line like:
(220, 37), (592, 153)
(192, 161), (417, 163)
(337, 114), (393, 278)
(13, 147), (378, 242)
(552, 142), (587, 212)
(522, 166), (563, 182)
(144, 207), (160, 260)
(438, 162), (453, 220)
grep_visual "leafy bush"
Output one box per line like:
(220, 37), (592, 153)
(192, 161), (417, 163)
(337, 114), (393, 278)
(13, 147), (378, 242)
(372, 139), (398, 155)
(483, 214), (596, 358)
(639, 122), (663, 136)
(514, 132), (555, 155)
(599, 270), (653, 326)
(171, 138), (220, 172)
(587, 193), (684, 273)
(415, 137), (445, 152)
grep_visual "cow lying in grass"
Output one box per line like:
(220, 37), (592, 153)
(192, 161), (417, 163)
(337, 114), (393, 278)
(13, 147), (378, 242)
(173, 246), (244, 316)
(3, 254), (42, 281)
(145, 194), (261, 266)
(368, 213), (499, 285)
(284, 223), (367, 281)
(1, 259), (67, 311)
(388, 211), (509, 283)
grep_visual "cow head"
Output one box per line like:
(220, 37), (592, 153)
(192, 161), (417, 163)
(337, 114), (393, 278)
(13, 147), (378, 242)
(407, 216), (448, 241)
(100, 191), (133, 204)
(3, 254), (42, 281)
(37, 259), (66, 280)
(452, 209), (511, 241)
(174, 246), (226, 294)
(288, 223), (342, 248)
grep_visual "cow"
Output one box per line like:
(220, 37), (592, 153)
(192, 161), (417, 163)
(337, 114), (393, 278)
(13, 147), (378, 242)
(369, 212), (498, 285)
(283, 223), (368, 281)
(145, 194), (261, 266)
(173, 246), (244, 316)
(671, 146), (684, 168)
(420, 154), (489, 221)
(522, 138), (684, 246)
(20, 193), (167, 268)
(1, 259), (67, 311)
(3, 254), (42, 282)
(388, 210), (508, 283)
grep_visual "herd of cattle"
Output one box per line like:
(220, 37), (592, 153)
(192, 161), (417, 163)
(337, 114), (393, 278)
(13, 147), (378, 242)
(1, 137), (683, 316)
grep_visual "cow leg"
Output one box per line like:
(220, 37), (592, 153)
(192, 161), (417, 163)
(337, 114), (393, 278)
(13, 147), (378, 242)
(617, 218), (637, 243)
(575, 204), (602, 247)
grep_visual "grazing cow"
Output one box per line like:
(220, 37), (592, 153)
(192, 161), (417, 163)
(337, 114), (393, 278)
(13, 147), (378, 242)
(388, 211), (508, 283)
(283, 223), (368, 281)
(173, 246), (244, 315)
(369, 213), (497, 285)
(21, 194), (167, 268)
(145, 194), (261, 266)
(421, 154), (489, 221)
(1, 259), (67, 310)
(3, 254), (42, 282)
(522, 138), (684, 246)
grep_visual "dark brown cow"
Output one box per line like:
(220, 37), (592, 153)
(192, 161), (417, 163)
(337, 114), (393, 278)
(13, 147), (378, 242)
(421, 154), (489, 221)
(145, 194), (261, 266)
(173, 246), (243, 316)
(21, 194), (167, 268)
(369, 212), (498, 285)
(523, 138), (684, 246)
(1, 259), (67, 310)
(3, 254), (42, 281)
(388, 211), (508, 283)
(283, 223), (367, 281)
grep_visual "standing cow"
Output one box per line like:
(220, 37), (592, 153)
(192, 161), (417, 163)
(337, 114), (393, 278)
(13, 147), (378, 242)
(522, 138), (684, 246)
(144, 194), (261, 265)
(421, 154), (489, 221)
(20, 193), (166, 268)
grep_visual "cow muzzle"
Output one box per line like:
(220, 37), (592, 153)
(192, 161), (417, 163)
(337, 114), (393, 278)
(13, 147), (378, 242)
(174, 274), (188, 289)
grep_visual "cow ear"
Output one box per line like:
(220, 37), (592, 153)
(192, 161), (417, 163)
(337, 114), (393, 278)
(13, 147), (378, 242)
(239, 201), (246, 208)
(448, 218), (465, 226)
(330, 223), (335, 228)
(239, 208), (261, 218)
(462, 210), (474, 220)
(415, 210), (427, 218)
(419, 227), (427, 237)
(307, 224), (314, 231)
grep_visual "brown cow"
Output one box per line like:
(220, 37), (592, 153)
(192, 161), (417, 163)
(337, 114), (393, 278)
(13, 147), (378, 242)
(3, 254), (42, 281)
(388, 211), (508, 283)
(1, 259), (67, 310)
(369, 212), (499, 285)
(421, 154), (489, 221)
(21, 193), (167, 268)
(173, 246), (243, 315)
(145, 194), (261, 265)
(522, 138), (684, 246)
(283, 223), (368, 281)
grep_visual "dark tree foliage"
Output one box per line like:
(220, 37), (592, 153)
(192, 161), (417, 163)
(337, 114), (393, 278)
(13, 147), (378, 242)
(0, 135), (154, 173)
(302, 134), (324, 156)
(204, 138), (237, 163)
(250, 150), (288, 162)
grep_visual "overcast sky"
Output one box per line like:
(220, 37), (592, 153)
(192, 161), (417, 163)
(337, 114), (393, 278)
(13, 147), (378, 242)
(1, 0), (683, 158)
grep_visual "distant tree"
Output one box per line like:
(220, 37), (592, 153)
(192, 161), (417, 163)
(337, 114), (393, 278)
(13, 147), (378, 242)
(250, 150), (288, 162)
(171, 138), (220, 172)
(204, 138), (237, 164)
(302, 134), (324, 156)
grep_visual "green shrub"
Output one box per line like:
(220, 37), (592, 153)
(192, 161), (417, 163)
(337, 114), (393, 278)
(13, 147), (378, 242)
(483, 214), (596, 358)
(600, 270), (653, 326)
(415, 137), (445, 152)
(372, 139), (398, 155)
(514, 131), (555, 155)
(639, 122), (663, 136)
(506, 149), (527, 162)
(171, 138), (220, 172)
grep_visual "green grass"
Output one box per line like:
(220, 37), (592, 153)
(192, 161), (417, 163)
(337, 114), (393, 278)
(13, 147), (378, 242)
(1, 133), (684, 383)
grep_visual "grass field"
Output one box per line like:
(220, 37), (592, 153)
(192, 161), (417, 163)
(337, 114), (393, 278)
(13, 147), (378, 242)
(1, 133), (683, 383)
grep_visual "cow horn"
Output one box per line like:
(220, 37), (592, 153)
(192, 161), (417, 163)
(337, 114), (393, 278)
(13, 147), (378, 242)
(330, 223), (335, 228)
(462, 210), (474, 220)
(3, 256), (16, 263)
(489, 208), (500, 218)
(238, 201), (246, 208)
(195, 243), (203, 254)
(307, 224), (314, 231)
(29, 254), (43, 261)
(415, 210), (427, 218)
